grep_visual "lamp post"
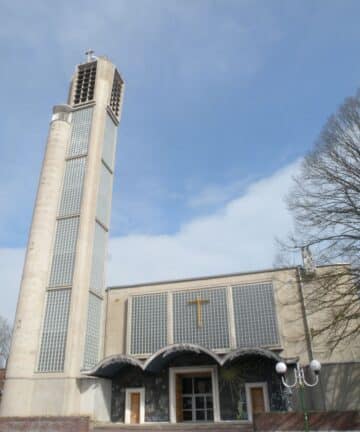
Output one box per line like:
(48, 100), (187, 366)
(275, 360), (321, 432)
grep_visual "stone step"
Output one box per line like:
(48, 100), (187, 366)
(93, 422), (253, 432)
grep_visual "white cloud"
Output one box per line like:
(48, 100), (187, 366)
(0, 160), (300, 323)
(107, 160), (301, 286)
(187, 175), (254, 208)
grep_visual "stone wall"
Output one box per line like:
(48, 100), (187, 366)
(253, 411), (360, 431)
(0, 417), (89, 432)
(305, 362), (360, 411)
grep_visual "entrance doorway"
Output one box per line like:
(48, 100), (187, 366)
(130, 392), (140, 424)
(181, 375), (213, 421)
(125, 388), (145, 424)
(250, 387), (265, 414)
(170, 366), (220, 423)
(245, 382), (269, 422)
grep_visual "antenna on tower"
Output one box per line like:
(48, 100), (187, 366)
(85, 49), (95, 63)
(301, 245), (316, 275)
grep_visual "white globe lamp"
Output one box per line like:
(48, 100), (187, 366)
(309, 359), (321, 375)
(275, 361), (287, 375)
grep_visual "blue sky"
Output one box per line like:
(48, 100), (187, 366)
(1, 0), (360, 321)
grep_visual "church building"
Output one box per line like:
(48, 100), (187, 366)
(0, 54), (359, 430)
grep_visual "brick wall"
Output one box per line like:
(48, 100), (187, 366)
(253, 411), (360, 431)
(0, 416), (90, 432)
(1, 412), (359, 431)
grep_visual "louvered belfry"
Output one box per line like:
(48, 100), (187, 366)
(74, 61), (97, 104)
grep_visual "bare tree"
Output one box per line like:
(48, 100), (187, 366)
(0, 316), (11, 368)
(286, 91), (360, 349)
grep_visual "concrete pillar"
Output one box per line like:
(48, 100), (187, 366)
(0, 106), (72, 415)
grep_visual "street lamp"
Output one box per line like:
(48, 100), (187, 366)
(275, 360), (321, 432)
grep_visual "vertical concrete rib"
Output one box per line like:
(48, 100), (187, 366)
(65, 59), (115, 379)
(1, 105), (72, 415)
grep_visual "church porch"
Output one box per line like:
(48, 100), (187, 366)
(86, 345), (288, 426)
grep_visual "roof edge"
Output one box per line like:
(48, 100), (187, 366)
(107, 263), (348, 291)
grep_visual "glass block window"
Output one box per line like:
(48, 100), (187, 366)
(90, 222), (107, 295)
(67, 108), (93, 157)
(232, 283), (280, 348)
(83, 293), (102, 369)
(49, 217), (79, 287)
(173, 287), (230, 350)
(96, 162), (113, 227)
(102, 113), (117, 170)
(130, 293), (167, 355)
(38, 289), (71, 372)
(58, 157), (86, 217)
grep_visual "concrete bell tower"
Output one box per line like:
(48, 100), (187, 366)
(1, 53), (124, 420)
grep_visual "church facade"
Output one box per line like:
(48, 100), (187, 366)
(89, 266), (359, 425)
(0, 55), (359, 429)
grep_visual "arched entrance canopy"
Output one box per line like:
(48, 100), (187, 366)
(144, 343), (221, 372)
(222, 347), (282, 365)
(83, 344), (283, 378)
(83, 354), (143, 378)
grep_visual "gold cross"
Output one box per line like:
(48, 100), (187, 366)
(188, 297), (209, 327)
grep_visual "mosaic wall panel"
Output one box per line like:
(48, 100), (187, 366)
(83, 293), (102, 369)
(102, 113), (117, 170)
(38, 289), (71, 372)
(173, 287), (230, 350)
(232, 283), (280, 348)
(111, 355), (288, 422)
(112, 368), (169, 422)
(218, 356), (287, 420)
(58, 157), (86, 217)
(67, 107), (93, 157)
(48, 217), (79, 287)
(130, 293), (167, 355)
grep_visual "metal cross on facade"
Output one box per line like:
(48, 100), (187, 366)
(188, 297), (209, 328)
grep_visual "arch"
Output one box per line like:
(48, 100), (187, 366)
(221, 347), (282, 366)
(144, 343), (221, 372)
(82, 354), (144, 378)
(82, 346), (283, 377)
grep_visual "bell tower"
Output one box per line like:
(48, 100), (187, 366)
(1, 53), (124, 419)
